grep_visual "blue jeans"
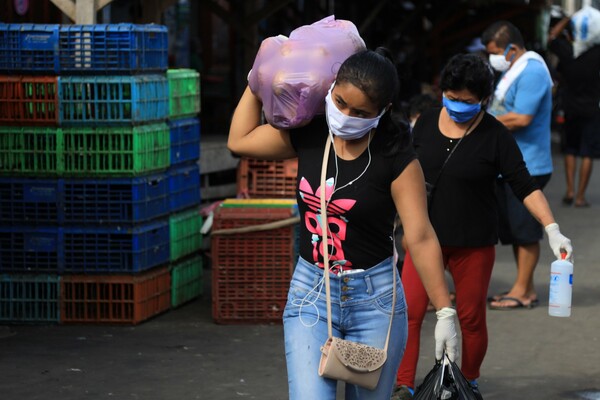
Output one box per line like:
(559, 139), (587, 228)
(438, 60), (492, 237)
(283, 257), (407, 399)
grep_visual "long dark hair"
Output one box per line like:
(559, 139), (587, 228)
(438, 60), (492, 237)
(335, 47), (410, 155)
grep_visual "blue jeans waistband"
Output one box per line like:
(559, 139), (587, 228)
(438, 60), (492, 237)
(293, 256), (397, 305)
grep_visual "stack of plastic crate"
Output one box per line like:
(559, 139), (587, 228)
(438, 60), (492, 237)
(211, 198), (298, 324)
(0, 23), (179, 325)
(237, 158), (298, 199)
(166, 68), (203, 308)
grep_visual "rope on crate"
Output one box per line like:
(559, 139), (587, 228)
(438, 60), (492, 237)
(210, 216), (301, 235)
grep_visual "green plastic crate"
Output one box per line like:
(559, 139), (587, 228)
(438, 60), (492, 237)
(0, 274), (60, 324)
(0, 126), (62, 176)
(169, 207), (202, 261)
(62, 122), (170, 177)
(170, 253), (203, 308)
(167, 69), (200, 119)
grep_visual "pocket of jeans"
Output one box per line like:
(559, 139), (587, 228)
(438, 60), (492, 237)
(374, 289), (406, 315)
(283, 281), (316, 316)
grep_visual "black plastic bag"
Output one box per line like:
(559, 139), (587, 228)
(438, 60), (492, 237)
(413, 354), (482, 400)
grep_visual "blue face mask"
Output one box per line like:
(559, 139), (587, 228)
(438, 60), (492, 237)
(442, 96), (481, 123)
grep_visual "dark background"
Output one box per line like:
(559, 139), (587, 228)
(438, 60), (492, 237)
(1, 0), (557, 134)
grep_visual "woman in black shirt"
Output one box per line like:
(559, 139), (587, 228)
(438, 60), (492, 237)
(393, 54), (573, 399)
(229, 48), (458, 399)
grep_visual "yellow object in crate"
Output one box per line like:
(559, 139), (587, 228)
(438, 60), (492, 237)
(222, 198), (297, 208)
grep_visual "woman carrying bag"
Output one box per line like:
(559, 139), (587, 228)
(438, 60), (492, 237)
(228, 47), (458, 399)
(393, 54), (573, 400)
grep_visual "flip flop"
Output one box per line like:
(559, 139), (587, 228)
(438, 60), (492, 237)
(486, 291), (509, 303)
(575, 201), (590, 208)
(562, 196), (574, 206)
(488, 296), (538, 310)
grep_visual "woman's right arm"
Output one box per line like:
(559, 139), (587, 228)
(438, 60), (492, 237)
(228, 86), (297, 160)
(392, 159), (458, 361)
(391, 160), (451, 310)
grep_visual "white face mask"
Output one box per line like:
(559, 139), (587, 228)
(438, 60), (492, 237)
(489, 54), (511, 72)
(325, 84), (385, 140)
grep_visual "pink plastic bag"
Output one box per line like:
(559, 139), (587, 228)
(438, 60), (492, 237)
(248, 15), (365, 129)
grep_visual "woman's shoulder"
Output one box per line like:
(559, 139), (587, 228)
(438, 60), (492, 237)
(411, 107), (441, 138)
(481, 112), (508, 131)
(289, 115), (328, 148)
(420, 106), (442, 120)
(479, 112), (519, 146)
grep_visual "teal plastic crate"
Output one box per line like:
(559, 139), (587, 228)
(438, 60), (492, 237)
(170, 253), (203, 308)
(0, 274), (60, 324)
(58, 75), (168, 125)
(169, 207), (202, 261)
(167, 69), (200, 119)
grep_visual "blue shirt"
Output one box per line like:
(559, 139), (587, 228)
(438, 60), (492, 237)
(493, 59), (553, 176)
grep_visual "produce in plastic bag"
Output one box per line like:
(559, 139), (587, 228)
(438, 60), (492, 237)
(571, 6), (600, 58)
(413, 353), (482, 400)
(248, 15), (365, 129)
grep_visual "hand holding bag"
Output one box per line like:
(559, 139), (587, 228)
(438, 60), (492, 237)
(316, 135), (396, 390)
(414, 352), (482, 400)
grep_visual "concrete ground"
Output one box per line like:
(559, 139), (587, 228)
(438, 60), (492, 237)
(1, 154), (599, 400)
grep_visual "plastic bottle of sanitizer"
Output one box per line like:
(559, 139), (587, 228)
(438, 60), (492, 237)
(548, 253), (573, 317)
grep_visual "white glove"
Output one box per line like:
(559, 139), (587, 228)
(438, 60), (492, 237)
(434, 307), (459, 362)
(545, 223), (573, 260)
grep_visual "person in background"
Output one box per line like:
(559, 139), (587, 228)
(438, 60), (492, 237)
(548, 12), (600, 208)
(407, 94), (438, 130)
(229, 47), (458, 400)
(391, 53), (573, 400)
(466, 36), (489, 61)
(482, 21), (555, 310)
(396, 93), (437, 258)
(396, 92), (441, 306)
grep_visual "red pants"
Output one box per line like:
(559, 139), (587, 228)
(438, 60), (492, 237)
(396, 246), (495, 388)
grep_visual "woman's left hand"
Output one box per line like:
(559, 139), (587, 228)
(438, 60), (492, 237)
(434, 307), (459, 361)
(545, 223), (573, 260)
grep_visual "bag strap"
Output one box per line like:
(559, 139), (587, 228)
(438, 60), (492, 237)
(319, 133), (396, 351)
(429, 111), (482, 194)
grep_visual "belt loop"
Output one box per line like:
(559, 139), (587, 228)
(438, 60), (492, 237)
(313, 270), (321, 288)
(364, 275), (373, 295)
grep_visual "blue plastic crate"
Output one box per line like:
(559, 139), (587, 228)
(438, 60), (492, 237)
(0, 226), (63, 273)
(62, 219), (170, 273)
(0, 274), (60, 324)
(168, 117), (200, 166)
(58, 24), (168, 74)
(58, 75), (168, 125)
(63, 173), (170, 225)
(169, 164), (201, 213)
(0, 177), (63, 224)
(0, 23), (167, 74)
(0, 24), (60, 73)
(0, 173), (169, 225)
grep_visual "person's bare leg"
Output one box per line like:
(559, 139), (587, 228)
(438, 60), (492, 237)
(489, 243), (539, 308)
(564, 154), (576, 202)
(575, 156), (593, 206)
